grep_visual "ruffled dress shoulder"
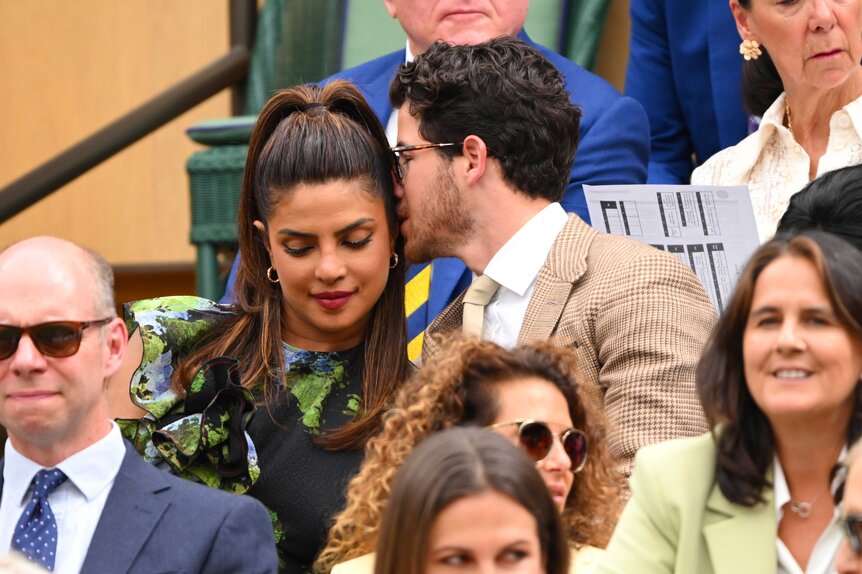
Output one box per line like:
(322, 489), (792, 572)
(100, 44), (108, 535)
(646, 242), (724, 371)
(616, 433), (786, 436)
(118, 296), (367, 573)
(117, 296), (259, 494)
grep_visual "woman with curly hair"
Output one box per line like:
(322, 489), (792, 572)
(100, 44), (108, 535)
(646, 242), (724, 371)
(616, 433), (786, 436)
(318, 335), (623, 573)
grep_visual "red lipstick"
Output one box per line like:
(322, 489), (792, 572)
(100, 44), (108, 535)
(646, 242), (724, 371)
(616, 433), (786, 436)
(313, 291), (354, 310)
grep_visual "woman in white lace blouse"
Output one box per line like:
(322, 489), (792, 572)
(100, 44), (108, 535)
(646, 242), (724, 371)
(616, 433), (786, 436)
(692, 0), (862, 242)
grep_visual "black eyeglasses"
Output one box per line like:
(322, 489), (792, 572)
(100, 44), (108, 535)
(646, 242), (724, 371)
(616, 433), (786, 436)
(0, 319), (113, 360)
(390, 141), (463, 181)
(843, 514), (862, 555)
(488, 419), (588, 473)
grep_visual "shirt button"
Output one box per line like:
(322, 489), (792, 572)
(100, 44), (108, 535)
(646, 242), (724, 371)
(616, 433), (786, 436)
(838, 113), (851, 128)
(793, 145), (802, 154)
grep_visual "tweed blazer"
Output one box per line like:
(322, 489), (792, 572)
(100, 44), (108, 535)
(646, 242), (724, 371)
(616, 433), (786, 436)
(596, 432), (777, 574)
(424, 216), (717, 471)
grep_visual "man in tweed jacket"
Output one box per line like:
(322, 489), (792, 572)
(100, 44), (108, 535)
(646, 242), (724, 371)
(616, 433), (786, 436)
(390, 37), (717, 472)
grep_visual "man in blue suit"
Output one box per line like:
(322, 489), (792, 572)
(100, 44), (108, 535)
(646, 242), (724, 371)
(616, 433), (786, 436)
(625, 0), (749, 184)
(0, 237), (277, 573)
(225, 0), (649, 359)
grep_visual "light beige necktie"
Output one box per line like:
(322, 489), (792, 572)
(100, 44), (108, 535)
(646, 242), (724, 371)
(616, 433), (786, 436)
(462, 274), (500, 337)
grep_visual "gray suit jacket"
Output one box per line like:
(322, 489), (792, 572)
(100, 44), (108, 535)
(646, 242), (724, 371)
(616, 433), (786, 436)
(1, 442), (278, 573)
(425, 216), (717, 471)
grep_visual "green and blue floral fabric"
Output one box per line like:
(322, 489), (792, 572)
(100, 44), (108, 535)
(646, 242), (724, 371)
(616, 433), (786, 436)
(117, 296), (366, 572)
(117, 296), (258, 494)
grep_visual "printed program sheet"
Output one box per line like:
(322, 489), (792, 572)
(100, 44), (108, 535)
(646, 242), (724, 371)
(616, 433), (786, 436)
(583, 185), (760, 313)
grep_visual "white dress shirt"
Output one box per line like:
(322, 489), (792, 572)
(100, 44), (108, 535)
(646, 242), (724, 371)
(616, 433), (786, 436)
(480, 203), (569, 348)
(774, 454), (844, 574)
(385, 42), (415, 145)
(0, 423), (126, 574)
(692, 92), (862, 242)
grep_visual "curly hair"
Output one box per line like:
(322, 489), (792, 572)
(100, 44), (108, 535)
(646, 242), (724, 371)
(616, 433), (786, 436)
(389, 36), (581, 203)
(315, 335), (623, 572)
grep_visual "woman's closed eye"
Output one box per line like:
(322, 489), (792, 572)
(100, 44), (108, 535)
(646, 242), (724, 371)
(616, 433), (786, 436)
(342, 233), (373, 249)
(284, 243), (313, 256)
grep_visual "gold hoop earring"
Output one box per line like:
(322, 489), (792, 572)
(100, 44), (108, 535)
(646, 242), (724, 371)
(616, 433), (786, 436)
(739, 39), (762, 61)
(266, 266), (279, 284)
(389, 253), (399, 269)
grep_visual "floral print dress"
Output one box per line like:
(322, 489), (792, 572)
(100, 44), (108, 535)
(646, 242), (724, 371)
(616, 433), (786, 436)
(119, 296), (365, 573)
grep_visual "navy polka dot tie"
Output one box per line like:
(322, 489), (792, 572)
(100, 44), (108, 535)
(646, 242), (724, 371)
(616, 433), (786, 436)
(12, 469), (67, 571)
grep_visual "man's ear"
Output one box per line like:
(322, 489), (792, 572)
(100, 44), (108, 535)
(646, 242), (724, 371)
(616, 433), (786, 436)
(253, 220), (272, 258)
(461, 135), (488, 186)
(383, 0), (397, 19)
(102, 318), (129, 381)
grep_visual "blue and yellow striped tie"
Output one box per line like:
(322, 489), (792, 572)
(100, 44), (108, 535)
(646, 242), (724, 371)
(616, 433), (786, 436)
(405, 262), (432, 362)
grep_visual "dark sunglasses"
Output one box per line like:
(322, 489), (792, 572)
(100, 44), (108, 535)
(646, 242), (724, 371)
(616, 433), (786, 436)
(843, 514), (862, 556)
(0, 319), (113, 360)
(489, 419), (588, 473)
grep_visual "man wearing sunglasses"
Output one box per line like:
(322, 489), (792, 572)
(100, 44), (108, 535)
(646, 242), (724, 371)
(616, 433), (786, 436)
(392, 37), (718, 473)
(0, 237), (277, 573)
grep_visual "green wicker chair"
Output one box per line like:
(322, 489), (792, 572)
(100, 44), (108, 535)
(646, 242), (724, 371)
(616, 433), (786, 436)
(187, 118), (254, 300)
(186, 0), (346, 300)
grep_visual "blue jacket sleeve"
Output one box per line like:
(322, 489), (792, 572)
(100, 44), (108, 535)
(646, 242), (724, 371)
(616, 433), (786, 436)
(562, 94), (650, 221)
(625, 0), (695, 184)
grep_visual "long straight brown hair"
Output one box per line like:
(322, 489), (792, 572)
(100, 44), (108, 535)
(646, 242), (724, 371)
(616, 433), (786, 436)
(176, 81), (410, 450)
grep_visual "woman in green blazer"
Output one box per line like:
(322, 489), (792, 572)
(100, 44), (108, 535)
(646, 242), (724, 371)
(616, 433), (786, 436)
(599, 230), (862, 574)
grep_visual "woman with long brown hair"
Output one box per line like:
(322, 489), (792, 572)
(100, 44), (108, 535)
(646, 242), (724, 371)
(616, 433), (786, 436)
(598, 231), (862, 573)
(113, 80), (410, 573)
(319, 336), (623, 573)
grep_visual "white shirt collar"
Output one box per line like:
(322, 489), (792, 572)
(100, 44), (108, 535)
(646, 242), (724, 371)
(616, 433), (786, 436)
(483, 203), (568, 296)
(759, 92), (789, 134)
(4, 422), (126, 504)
